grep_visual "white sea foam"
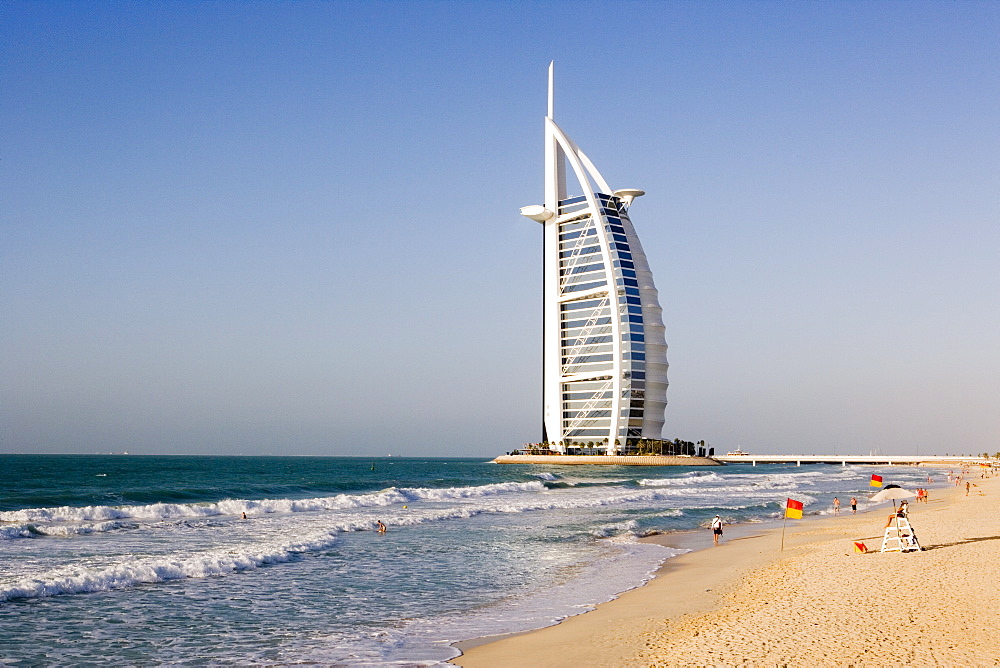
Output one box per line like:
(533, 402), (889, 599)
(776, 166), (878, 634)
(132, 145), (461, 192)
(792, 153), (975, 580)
(638, 469), (836, 488)
(639, 476), (714, 487)
(591, 519), (641, 538)
(637, 471), (726, 486)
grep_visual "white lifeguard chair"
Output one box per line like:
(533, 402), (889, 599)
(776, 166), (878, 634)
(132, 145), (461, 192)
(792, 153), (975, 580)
(881, 515), (921, 553)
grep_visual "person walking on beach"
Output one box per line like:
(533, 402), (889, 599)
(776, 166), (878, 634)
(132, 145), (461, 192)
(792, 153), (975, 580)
(833, 497), (841, 515)
(711, 515), (723, 544)
(966, 482), (971, 496)
(850, 497), (857, 514)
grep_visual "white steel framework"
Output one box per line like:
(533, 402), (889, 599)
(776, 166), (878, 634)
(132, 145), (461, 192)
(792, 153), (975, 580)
(520, 63), (669, 455)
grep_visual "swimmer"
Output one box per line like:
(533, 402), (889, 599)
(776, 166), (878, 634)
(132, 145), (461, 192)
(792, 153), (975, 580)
(376, 520), (387, 533)
(241, 512), (247, 520)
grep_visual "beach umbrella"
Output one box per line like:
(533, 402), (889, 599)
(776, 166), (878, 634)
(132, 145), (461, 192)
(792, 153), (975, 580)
(870, 486), (916, 509)
(870, 487), (914, 502)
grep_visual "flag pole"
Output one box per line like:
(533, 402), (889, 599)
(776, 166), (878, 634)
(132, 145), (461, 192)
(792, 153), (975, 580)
(782, 498), (802, 550)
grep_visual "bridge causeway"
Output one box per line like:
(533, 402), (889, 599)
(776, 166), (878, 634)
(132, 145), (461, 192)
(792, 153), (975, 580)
(493, 454), (991, 468)
(713, 455), (987, 467)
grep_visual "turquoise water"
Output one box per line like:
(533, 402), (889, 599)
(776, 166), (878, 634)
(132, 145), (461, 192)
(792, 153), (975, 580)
(0, 455), (942, 664)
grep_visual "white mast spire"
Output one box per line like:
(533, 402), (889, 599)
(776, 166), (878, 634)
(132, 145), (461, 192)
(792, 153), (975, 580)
(547, 61), (554, 119)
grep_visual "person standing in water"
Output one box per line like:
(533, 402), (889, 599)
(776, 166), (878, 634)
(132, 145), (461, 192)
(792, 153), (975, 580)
(376, 520), (387, 533)
(711, 515), (723, 544)
(833, 497), (841, 515)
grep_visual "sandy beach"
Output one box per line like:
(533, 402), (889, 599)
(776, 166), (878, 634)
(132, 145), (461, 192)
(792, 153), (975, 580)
(454, 470), (999, 666)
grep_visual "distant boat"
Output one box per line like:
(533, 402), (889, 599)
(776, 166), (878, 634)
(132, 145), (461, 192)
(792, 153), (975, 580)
(726, 448), (750, 456)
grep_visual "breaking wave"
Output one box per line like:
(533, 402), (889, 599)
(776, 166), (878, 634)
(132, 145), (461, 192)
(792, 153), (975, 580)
(0, 529), (347, 602)
(0, 481), (547, 525)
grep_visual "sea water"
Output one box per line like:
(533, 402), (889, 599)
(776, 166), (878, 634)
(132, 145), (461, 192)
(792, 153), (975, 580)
(0, 455), (943, 664)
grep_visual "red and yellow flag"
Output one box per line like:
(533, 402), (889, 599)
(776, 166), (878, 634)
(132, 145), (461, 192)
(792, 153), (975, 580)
(785, 498), (803, 519)
(870, 474), (883, 488)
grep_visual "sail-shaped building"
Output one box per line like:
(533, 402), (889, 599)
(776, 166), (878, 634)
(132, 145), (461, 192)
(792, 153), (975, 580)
(520, 64), (668, 455)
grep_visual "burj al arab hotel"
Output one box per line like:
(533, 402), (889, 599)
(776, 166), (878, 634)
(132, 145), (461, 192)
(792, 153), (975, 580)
(520, 64), (669, 455)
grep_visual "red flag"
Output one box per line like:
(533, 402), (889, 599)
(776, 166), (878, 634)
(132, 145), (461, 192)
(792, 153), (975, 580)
(870, 474), (883, 488)
(785, 498), (803, 519)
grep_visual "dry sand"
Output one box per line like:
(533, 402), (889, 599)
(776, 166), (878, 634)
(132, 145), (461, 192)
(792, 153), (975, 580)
(453, 471), (999, 666)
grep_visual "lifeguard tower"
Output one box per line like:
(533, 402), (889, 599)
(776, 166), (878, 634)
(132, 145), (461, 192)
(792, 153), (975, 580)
(881, 513), (922, 553)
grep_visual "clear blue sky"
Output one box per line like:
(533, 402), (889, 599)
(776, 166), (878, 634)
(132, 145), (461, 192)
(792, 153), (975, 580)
(3, 1), (998, 457)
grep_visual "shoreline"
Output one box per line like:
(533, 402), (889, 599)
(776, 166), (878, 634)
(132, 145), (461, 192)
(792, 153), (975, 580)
(449, 512), (815, 658)
(452, 471), (998, 666)
(448, 519), (780, 656)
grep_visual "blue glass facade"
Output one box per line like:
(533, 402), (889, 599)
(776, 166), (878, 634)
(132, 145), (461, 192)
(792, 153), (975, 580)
(558, 192), (648, 442)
